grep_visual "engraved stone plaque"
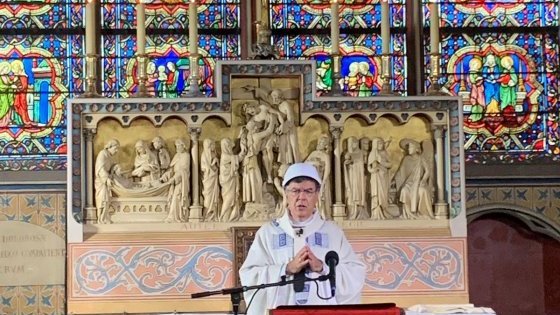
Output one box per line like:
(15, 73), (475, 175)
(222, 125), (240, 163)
(0, 221), (65, 286)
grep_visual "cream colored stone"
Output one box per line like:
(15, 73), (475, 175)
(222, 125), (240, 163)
(0, 221), (65, 286)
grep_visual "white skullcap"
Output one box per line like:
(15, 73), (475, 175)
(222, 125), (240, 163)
(282, 163), (322, 187)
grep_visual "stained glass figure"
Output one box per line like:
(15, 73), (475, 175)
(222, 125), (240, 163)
(271, 0), (407, 96)
(101, 0), (240, 98)
(425, 0), (560, 161)
(0, 2), (83, 170)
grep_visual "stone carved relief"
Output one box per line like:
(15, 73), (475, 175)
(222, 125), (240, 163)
(88, 84), (447, 225)
(393, 138), (435, 219)
(162, 139), (191, 223)
(201, 139), (220, 222)
(219, 138), (243, 222)
(131, 140), (160, 183)
(306, 135), (333, 220)
(152, 136), (171, 177)
(94, 139), (123, 224)
(344, 136), (369, 220)
(368, 137), (393, 220)
(92, 132), (441, 225)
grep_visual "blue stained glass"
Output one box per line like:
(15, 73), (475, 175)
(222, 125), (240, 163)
(434, 1), (557, 28)
(271, 0), (407, 96)
(0, 3), (83, 29)
(0, 24), (82, 170)
(429, 0), (559, 161)
(101, 1), (240, 97)
(435, 28), (559, 159)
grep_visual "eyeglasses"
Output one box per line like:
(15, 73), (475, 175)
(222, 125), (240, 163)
(285, 188), (317, 197)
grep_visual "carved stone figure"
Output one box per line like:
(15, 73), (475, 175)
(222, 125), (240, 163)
(239, 109), (276, 203)
(242, 86), (285, 183)
(131, 140), (160, 184)
(367, 137), (392, 220)
(152, 136), (171, 177)
(161, 139), (191, 223)
(273, 163), (289, 217)
(273, 89), (300, 164)
(201, 139), (220, 222)
(94, 139), (123, 224)
(219, 138), (243, 222)
(344, 136), (368, 220)
(360, 137), (371, 211)
(306, 135), (332, 220)
(393, 138), (434, 219)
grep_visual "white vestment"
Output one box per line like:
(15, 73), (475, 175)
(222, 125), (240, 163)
(239, 211), (366, 315)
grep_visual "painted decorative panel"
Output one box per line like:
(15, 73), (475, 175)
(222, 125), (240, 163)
(67, 237), (465, 300)
(355, 238), (466, 292)
(69, 240), (233, 299)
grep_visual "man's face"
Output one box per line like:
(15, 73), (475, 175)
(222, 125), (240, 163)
(153, 139), (162, 149)
(285, 179), (319, 221)
(176, 143), (185, 152)
(108, 145), (119, 155)
(270, 91), (280, 104)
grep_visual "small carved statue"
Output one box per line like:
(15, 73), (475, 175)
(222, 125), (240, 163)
(393, 138), (435, 219)
(273, 89), (300, 165)
(161, 139), (191, 223)
(240, 100), (283, 184)
(131, 140), (160, 184)
(239, 111), (277, 204)
(201, 139), (220, 222)
(360, 137), (371, 211)
(273, 163), (289, 217)
(219, 138), (244, 222)
(152, 136), (171, 177)
(306, 135), (332, 220)
(344, 136), (368, 219)
(94, 139), (124, 224)
(367, 137), (392, 220)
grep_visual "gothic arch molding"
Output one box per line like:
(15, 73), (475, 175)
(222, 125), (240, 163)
(467, 204), (560, 242)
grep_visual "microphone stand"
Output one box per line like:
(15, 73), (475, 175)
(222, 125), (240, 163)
(191, 274), (330, 315)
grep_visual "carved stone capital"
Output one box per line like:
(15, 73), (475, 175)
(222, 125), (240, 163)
(189, 127), (202, 140)
(432, 125), (446, 139)
(329, 126), (343, 139)
(83, 128), (97, 142)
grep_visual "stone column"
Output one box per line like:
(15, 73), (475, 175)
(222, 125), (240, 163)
(433, 125), (449, 219)
(330, 126), (346, 221)
(185, 0), (202, 96)
(189, 127), (203, 222)
(83, 128), (97, 224)
(82, 0), (100, 97)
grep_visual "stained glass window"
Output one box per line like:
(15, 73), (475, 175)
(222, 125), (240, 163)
(426, 0), (560, 162)
(100, 0), (241, 98)
(270, 0), (407, 96)
(0, 2), (83, 171)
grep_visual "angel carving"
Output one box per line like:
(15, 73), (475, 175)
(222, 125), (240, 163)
(393, 138), (435, 219)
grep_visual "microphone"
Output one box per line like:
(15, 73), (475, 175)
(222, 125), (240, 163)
(295, 228), (304, 237)
(293, 270), (306, 292)
(325, 251), (339, 297)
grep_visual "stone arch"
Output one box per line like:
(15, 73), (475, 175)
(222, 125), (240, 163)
(467, 204), (560, 242)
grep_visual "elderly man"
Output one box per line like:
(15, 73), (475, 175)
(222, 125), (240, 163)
(239, 163), (366, 315)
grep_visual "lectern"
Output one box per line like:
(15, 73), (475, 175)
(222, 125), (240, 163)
(270, 303), (404, 315)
